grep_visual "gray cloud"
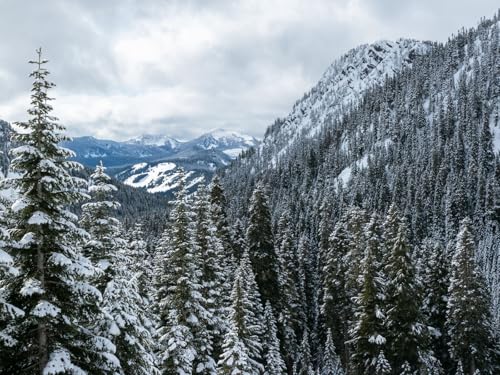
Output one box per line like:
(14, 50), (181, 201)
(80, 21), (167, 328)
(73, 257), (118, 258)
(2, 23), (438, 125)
(0, 0), (498, 140)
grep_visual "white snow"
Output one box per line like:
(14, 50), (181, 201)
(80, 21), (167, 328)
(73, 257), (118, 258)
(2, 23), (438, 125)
(43, 349), (86, 375)
(20, 278), (44, 296)
(222, 148), (244, 158)
(32, 300), (61, 318)
(124, 162), (176, 190)
(0, 249), (12, 265)
(131, 162), (148, 172)
(28, 211), (52, 225)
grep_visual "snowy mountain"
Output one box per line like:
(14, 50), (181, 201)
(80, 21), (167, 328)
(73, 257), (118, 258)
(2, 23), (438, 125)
(125, 134), (181, 149)
(62, 129), (259, 194)
(260, 38), (431, 165)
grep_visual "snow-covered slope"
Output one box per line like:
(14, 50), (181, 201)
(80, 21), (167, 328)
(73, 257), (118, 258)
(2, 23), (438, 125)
(261, 39), (431, 163)
(62, 129), (259, 194)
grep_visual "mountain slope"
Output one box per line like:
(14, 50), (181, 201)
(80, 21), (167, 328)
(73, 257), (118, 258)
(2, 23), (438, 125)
(260, 38), (431, 167)
(221, 16), (500, 345)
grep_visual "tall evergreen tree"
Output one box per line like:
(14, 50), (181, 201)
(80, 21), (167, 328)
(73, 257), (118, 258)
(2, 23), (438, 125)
(0, 49), (118, 374)
(446, 218), (498, 374)
(81, 163), (158, 375)
(156, 172), (214, 375)
(209, 176), (234, 258)
(350, 215), (390, 375)
(421, 240), (450, 371)
(262, 302), (286, 375)
(384, 219), (428, 373)
(320, 329), (344, 375)
(0, 198), (24, 352)
(321, 215), (351, 365)
(246, 183), (280, 307)
(193, 184), (228, 359)
(217, 256), (264, 375)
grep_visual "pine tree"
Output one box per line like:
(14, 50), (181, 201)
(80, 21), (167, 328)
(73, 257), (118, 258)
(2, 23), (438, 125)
(80, 162), (121, 291)
(421, 240), (450, 370)
(446, 218), (498, 374)
(0, 49), (119, 374)
(262, 302), (286, 375)
(320, 329), (344, 375)
(350, 215), (389, 375)
(209, 176), (234, 258)
(193, 184), (228, 360)
(384, 219), (428, 373)
(276, 212), (303, 368)
(156, 172), (214, 374)
(126, 223), (152, 300)
(217, 256), (264, 375)
(293, 329), (314, 375)
(246, 182), (280, 307)
(0, 197), (24, 352)
(321, 215), (351, 365)
(81, 163), (158, 374)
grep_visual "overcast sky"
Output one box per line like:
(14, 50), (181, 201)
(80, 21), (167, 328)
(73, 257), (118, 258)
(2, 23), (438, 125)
(0, 0), (498, 140)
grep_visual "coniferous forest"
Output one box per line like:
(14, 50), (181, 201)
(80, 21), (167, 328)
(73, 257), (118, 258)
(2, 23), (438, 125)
(1, 9), (500, 375)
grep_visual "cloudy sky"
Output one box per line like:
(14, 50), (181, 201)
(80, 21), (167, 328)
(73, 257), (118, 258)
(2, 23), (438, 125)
(0, 0), (498, 140)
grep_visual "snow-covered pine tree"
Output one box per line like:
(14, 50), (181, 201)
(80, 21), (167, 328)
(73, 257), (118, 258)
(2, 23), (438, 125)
(0, 196), (24, 353)
(446, 218), (498, 375)
(156, 171), (214, 374)
(209, 176), (234, 258)
(80, 162), (121, 290)
(193, 184), (228, 361)
(246, 182), (280, 308)
(349, 215), (390, 375)
(0, 49), (119, 374)
(293, 329), (314, 375)
(81, 162), (158, 374)
(421, 239), (450, 370)
(276, 211), (303, 368)
(217, 255), (264, 375)
(320, 329), (344, 375)
(262, 301), (286, 375)
(231, 218), (247, 261)
(384, 218), (428, 373)
(126, 223), (152, 299)
(321, 214), (351, 365)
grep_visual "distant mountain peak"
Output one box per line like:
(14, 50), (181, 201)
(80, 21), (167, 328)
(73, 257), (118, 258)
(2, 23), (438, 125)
(125, 134), (181, 148)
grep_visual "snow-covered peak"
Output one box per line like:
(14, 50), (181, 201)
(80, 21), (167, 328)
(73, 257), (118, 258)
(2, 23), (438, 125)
(126, 134), (181, 148)
(194, 128), (259, 150)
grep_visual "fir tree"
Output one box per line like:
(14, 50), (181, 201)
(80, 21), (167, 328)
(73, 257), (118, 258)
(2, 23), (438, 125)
(350, 215), (389, 375)
(193, 184), (228, 360)
(262, 302), (286, 375)
(384, 219), (428, 373)
(209, 176), (234, 258)
(0, 197), (24, 352)
(276, 212), (303, 368)
(321, 215), (351, 365)
(293, 329), (314, 375)
(81, 163), (158, 374)
(421, 239), (450, 370)
(0, 49), (119, 374)
(217, 256), (264, 374)
(246, 183), (280, 307)
(320, 329), (344, 375)
(446, 218), (498, 374)
(156, 172), (214, 375)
